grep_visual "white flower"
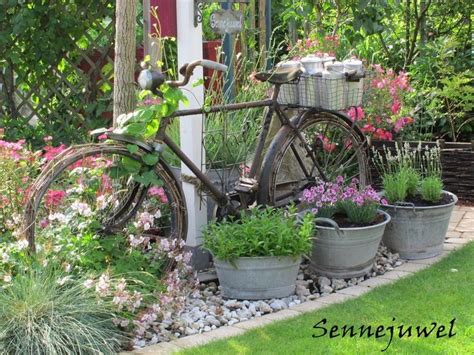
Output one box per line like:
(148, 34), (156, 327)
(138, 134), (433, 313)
(71, 202), (92, 217)
(16, 239), (29, 250)
(3, 274), (12, 283)
(83, 279), (94, 289)
(96, 195), (107, 210)
(48, 212), (67, 223)
(129, 234), (145, 248)
(64, 263), (71, 273)
(1, 253), (9, 263)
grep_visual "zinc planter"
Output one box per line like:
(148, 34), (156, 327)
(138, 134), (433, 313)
(382, 191), (458, 260)
(214, 256), (301, 300)
(310, 210), (391, 279)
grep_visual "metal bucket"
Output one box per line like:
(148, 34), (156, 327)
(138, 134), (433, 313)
(310, 210), (391, 278)
(214, 256), (301, 300)
(382, 191), (458, 259)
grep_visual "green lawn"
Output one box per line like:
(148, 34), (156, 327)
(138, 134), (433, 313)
(181, 242), (474, 355)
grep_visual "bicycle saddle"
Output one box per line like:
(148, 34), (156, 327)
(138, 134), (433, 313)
(255, 67), (302, 84)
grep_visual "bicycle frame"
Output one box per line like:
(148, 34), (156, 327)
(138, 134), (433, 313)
(153, 84), (296, 208)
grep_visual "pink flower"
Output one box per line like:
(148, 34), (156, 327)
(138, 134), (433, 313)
(45, 190), (67, 208)
(43, 144), (67, 162)
(391, 100), (401, 115)
(347, 106), (365, 121)
(148, 186), (168, 203)
(39, 218), (49, 229)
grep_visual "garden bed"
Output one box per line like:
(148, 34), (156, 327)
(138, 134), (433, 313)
(370, 140), (474, 203)
(132, 244), (403, 349)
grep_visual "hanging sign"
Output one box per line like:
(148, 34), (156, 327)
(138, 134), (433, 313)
(210, 9), (243, 34)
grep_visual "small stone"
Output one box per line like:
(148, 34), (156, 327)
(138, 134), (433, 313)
(332, 279), (347, 290)
(255, 311), (262, 317)
(185, 327), (198, 335)
(395, 261), (402, 267)
(203, 326), (211, 332)
(270, 300), (288, 311)
(211, 325), (217, 330)
(224, 312), (232, 320)
(288, 302), (296, 307)
(248, 303), (257, 316)
(296, 279), (308, 287)
(256, 301), (272, 313)
(242, 300), (250, 306)
(224, 300), (242, 309)
(318, 276), (331, 287)
(297, 273), (304, 280)
(205, 316), (221, 327)
(307, 293), (319, 300)
(321, 285), (333, 293)
(296, 284), (311, 296)
(228, 318), (239, 326)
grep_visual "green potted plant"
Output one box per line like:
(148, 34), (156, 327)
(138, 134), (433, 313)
(202, 206), (314, 300)
(373, 143), (458, 259)
(301, 177), (391, 278)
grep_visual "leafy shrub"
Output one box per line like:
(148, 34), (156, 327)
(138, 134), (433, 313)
(202, 206), (313, 261)
(420, 176), (443, 203)
(0, 269), (125, 354)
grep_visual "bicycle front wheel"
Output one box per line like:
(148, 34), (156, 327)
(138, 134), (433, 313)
(258, 110), (369, 207)
(23, 143), (186, 271)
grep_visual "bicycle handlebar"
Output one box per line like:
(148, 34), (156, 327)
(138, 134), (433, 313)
(137, 60), (228, 92)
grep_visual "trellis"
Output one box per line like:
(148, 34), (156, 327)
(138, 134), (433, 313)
(0, 3), (143, 141)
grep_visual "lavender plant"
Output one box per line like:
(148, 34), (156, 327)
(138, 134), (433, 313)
(421, 176), (444, 202)
(372, 142), (443, 203)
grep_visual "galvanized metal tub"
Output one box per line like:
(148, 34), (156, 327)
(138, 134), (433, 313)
(382, 191), (458, 260)
(310, 210), (391, 278)
(214, 256), (301, 300)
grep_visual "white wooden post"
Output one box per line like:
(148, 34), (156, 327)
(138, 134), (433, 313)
(176, 0), (207, 258)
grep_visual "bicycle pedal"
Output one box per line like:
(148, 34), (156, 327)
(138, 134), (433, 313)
(235, 178), (258, 193)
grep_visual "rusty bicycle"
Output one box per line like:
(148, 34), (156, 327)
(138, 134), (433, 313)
(23, 59), (369, 257)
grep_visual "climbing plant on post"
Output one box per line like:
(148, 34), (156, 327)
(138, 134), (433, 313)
(113, 0), (137, 126)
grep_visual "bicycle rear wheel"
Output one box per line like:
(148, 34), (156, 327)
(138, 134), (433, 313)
(23, 143), (186, 271)
(258, 110), (369, 207)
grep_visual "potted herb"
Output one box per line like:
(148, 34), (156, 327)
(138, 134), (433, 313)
(202, 206), (314, 300)
(301, 177), (390, 278)
(373, 143), (458, 259)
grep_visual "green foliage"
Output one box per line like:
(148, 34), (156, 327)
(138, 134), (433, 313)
(0, 268), (125, 354)
(375, 142), (444, 203)
(382, 168), (409, 204)
(338, 200), (380, 225)
(0, 1), (116, 145)
(202, 206), (314, 262)
(113, 83), (188, 186)
(405, 167), (420, 197)
(420, 176), (443, 203)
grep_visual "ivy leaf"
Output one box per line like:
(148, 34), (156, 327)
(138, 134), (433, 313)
(142, 153), (159, 166)
(127, 144), (139, 154)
